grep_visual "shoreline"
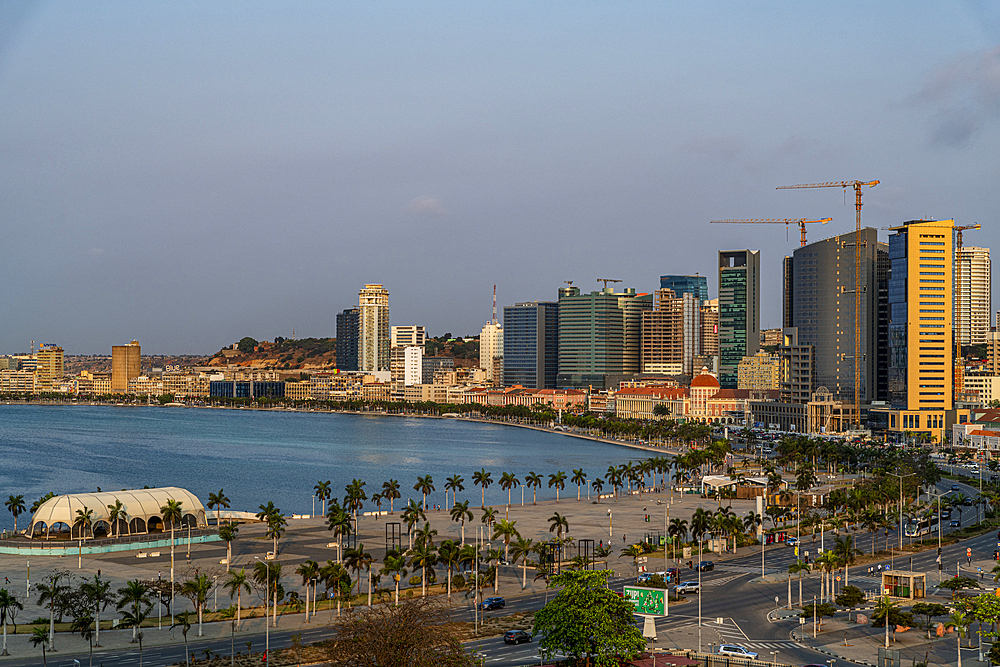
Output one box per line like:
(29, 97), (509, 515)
(1, 398), (679, 457)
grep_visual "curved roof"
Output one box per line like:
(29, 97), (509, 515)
(690, 373), (720, 388)
(28, 486), (205, 534)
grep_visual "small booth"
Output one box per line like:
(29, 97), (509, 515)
(882, 570), (926, 600)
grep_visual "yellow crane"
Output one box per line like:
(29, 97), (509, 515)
(597, 278), (622, 289)
(776, 179), (879, 429)
(954, 223), (981, 389)
(709, 217), (832, 247)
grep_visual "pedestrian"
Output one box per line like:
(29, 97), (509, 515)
(623, 534), (626, 544)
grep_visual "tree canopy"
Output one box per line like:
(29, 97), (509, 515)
(532, 569), (645, 667)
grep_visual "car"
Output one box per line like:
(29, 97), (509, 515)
(786, 536), (800, 547)
(480, 596), (505, 611)
(952, 484), (961, 491)
(675, 581), (700, 594)
(503, 630), (531, 645)
(950, 519), (961, 527)
(718, 644), (758, 660)
(665, 567), (680, 582)
(696, 560), (714, 572)
(637, 573), (653, 583)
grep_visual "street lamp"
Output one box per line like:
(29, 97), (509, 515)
(770, 650), (779, 667)
(925, 489), (945, 583)
(889, 472), (915, 550)
(254, 556), (269, 659)
(607, 509), (613, 541)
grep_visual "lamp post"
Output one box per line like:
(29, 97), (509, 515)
(889, 472), (915, 550)
(254, 556), (269, 659)
(608, 509), (613, 541)
(926, 490), (945, 583)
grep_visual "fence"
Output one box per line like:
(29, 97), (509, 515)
(0, 529), (221, 556)
(654, 650), (794, 667)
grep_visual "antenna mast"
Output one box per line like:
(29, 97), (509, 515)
(492, 284), (497, 325)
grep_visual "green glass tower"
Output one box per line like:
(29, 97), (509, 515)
(718, 250), (760, 388)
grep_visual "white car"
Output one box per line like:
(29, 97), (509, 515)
(675, 581), (700, 594)
(718, 645), (758, 660)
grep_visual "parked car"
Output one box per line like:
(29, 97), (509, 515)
(696, 561), (714, 572)
(480, 596), (505, 611)
(718, 645), (758, 660)
(503, 630), (531, 645)
(675, 581), (700, 594)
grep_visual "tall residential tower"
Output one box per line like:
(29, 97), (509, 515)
(358, 284), (390, 372)
(718, 250), (760, 388)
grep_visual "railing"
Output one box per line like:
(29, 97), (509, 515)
(648, 650), (794, 667)
(0, 527), (218, 549)
(0, 529), (221, 555)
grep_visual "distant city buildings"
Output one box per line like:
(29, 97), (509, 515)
(659, 275), (708, 302)
(502, 301), (559, 389)
(336, 308), (360, 371)
(956, 246), (991, 346)
(34, 344), (63, 390)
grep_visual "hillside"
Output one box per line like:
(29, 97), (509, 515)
(208, 337), (339, 370)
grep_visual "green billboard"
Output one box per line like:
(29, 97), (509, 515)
(624, 586), (665, 616)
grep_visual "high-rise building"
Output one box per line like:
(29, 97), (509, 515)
(782, 256), (794, 329)
(112, 340), (141, 393)
(956, 246), (991, 346)
(700, 299), (719, 357)
(391, 326), (427, 348)
(336, 308), (360, 371)
(887, 220), (955, 412)
(737, 351), (781, 390)
(403, 346), (423, 386)
(556, 285), (649, 389)
(718, 250), (760, 388)
(502, 301), (559, 389)
(779, 327), (814, 403)
(658, 275), (708, 303)
(35, 344), (64, 389)
(784, 228), (888, 404)
(480, 321), (504, 384)
(358, 285), (390, 372)
(641, 288), (701, 375)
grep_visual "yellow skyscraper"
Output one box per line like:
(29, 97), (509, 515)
(112, 340), (141, 393)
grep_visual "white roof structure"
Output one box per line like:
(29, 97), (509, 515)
(28, 486), (206, 539)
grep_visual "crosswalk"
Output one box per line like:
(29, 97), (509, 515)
(703, 573), (747, 587)
(665, 617), (799, 652)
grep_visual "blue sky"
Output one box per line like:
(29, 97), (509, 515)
(1, 1), (998, 354)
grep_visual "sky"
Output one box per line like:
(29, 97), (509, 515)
(1, 1), (999, 355)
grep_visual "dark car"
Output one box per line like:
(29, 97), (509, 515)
(696, 561), (714, 572)
(503, 630), (531, 645)
(481, 596), (506, 611)
(665, 567), (680, 582)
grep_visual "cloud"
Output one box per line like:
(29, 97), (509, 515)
(911, 45), (1000, 147)
(405, 195), (447, 217)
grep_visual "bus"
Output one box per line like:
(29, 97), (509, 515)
(904, 516), (935, 538)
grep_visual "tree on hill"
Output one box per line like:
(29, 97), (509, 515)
(237, 337), (258, 353)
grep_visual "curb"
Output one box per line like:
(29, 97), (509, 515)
(789, 629), (877, 667)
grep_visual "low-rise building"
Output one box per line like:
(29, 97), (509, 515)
(284, 382), (312, 401)
(615, 386), (687, 420)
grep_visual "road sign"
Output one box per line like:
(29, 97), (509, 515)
(624, 586), (665, 616)
(638, 556), (647, 564)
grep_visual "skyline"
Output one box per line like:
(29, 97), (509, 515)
(2, 2), (999, 354)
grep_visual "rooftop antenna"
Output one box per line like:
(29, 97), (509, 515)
(492, 284), (497, 325)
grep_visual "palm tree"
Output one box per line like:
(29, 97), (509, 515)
(172, 611), (192, 667)
(343, 544), (372, 597)
(79, 574), (111, 648)
(408, 542), (437, 597)
(414, 475), (435, 511)
(343, 479), (367, 520)
(326, 501), (352, 562)
(450, 500), (473, 545)
(481, 506), (498, 531)
(106, 500), (128, 538)
(833, 534), (859, 589)
(71, 614), (95, 667)
(313, 481), (331, 517)
(320, 561), (352, 617)
(207, 489), (230, 524)
(218, 522), (238, 572)
(0, 588), (22, 656)
(116, 579), (152, 644)
(252, 560), (282, 627)
(492, 519), (520, 563)
(548, 471), (567, 503)
(74, 505), (95, 540)
(691, 507), (713, 545)
(295, 559), (320, 622)
(788, 561), (810, 607)
(437, 540), (460, 601)
(381, 479), (401, 514)
(444, 475), (464, 508)
(620, 543), (645, 576)
(266, 510), (287, 556)
(29, 627), (49, 666)
(223, 569), (252, 629)
(571, 469), (587, 500)
(472, 468), (493, 508)
(36, 573), (65, 651)
(510, 537), (534, 589)
(401, 499), (426, 550)
(179, 574), (212, 636)
(591, 477), (605, 502)
(524, 471), (542, 505)
(668, 518), (689, 560)
(415, 522), (438, 550)
(380, 551), (408, 605)
(160, 498), (184, 601)
(949, 609), (970, 667)
(499, 472), (519, 514)
(371, 492), (384, 517)
(548, 512), (570, 570)
(4, 495), (25, 535)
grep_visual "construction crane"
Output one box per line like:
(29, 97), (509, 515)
(597, 278), (622, 289)
(709, 217), (832, 247)
(954, 223), (981, 386)
(564, 280), (574, 288)
(777, 179), (879, 430)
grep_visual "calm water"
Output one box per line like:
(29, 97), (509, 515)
(0, 405), (651, 528)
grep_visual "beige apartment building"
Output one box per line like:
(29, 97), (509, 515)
(737, 351), (781, 390)
(35, 344), (64, 390)
(0, 370), (35, 392)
